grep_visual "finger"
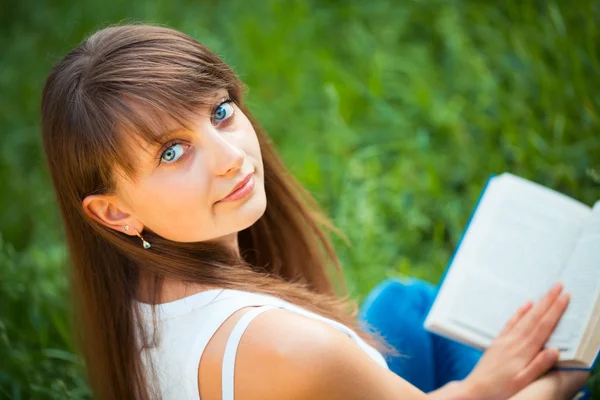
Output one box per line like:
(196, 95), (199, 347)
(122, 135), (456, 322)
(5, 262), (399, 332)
(499, 300), (533, 336)
(532, 291), (570, 345)
(514, 347), (560, 389)
(513, 282), (563, 335)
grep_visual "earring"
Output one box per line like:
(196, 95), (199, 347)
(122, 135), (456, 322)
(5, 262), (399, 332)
(123, 225), (150, 249)
(134, 227), (151, 249)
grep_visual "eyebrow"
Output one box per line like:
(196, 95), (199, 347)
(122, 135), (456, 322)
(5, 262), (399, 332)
(156, 127), (187, 144)
(148, 91), (230, 145)
(133, 128), (187, 162)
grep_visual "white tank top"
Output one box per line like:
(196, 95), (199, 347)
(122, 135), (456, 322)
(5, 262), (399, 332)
(135, 288), (388, 399)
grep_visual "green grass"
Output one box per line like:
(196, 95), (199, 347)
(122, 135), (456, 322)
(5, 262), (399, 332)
(1, 0), (599, 398)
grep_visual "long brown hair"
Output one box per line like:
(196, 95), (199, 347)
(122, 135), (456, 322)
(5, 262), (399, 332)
(41, 24), (391, 399)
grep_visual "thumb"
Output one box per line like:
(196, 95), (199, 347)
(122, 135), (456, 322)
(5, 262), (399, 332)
(545, 370), (590, 399)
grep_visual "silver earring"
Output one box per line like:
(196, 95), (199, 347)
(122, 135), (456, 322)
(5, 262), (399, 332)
(133, 227), (151, 249)
(123, 225), (130, 232)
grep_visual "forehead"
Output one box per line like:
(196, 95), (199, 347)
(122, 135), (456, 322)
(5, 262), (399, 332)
(123, 89), (229, 141)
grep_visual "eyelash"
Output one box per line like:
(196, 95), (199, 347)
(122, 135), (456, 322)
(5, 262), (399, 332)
(211, 98), (236, 125)
(156, 98), (237, 166)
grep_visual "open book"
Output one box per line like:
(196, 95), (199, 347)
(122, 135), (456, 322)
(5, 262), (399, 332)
(424, 173), (600, 370)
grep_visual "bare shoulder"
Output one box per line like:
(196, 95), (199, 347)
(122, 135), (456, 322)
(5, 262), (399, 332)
(197, 306), (427, 400)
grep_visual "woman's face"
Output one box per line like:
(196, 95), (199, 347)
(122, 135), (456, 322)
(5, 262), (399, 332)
(83, 89), (267, 249)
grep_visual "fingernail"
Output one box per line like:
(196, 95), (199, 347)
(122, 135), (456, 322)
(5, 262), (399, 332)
(546, 347), (560, 360)
(521, 301), (533, 310)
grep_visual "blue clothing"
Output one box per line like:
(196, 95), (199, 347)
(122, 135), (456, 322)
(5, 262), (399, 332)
(358, 277), (482, 392)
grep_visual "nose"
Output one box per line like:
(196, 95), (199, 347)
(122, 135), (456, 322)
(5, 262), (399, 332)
(207, 132), (245, 176)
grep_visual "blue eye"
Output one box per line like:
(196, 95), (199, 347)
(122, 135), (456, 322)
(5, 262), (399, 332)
(213, 100), (234, 124)
(160, 143), (185, 164)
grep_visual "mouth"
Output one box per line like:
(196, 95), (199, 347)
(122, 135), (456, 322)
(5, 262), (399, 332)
(218, 172), (255, 203)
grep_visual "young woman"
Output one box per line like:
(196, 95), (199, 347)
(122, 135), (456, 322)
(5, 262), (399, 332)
(40, 24), (589, 400)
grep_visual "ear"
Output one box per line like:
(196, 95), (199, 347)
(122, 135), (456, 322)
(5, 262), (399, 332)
(82, 194), (139, 235)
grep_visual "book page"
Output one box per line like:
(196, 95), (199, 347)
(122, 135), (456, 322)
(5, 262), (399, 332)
(551, 201), (600, 353)
(450, 274), (535, 342)
(426, 174), (592, 353)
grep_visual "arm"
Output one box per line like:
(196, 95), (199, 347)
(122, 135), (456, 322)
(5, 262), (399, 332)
(428, 381), (473, 400)
(427, 372), (589, 400)
(198, 283), (577, 400)
(508, 371), (590, 400)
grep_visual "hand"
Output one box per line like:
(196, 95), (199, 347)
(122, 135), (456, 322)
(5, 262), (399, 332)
(510, 370), (590, 400)
(462, 282), (571, 400)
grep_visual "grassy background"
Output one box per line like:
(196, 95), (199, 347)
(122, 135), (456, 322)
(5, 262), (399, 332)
(1, 0), (599, 398)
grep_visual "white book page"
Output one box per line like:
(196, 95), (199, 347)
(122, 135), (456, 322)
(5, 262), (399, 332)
(426, 174), (591, 352)
(551, 201), (600, 353)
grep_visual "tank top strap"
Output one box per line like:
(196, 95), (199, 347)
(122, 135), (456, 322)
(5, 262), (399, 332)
(221, 305), (279, 400)
(183, 290), (291, 399)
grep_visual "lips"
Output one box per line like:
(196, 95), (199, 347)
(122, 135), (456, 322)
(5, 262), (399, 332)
(229, 173), (252, 195)
(220, 172), (254, 202)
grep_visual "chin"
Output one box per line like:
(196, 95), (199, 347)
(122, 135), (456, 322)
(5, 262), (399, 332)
(238, 190), (267, 228)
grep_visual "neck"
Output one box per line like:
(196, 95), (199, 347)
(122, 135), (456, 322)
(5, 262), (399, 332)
(134, 232), (240, 304)
(135, 270), (212, 304)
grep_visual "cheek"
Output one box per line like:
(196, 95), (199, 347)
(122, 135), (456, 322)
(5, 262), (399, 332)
(133, 170), (213, 238)
(239, 115), (263, 168)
